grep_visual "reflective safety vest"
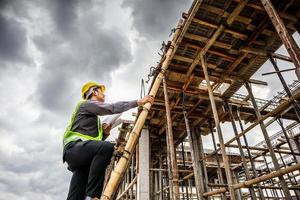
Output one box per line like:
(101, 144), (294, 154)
(63, 101), (103, 147)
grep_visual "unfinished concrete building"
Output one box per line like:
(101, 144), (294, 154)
(100, 0), (300, 199)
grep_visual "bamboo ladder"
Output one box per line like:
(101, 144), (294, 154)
(100, 1), (204, 199)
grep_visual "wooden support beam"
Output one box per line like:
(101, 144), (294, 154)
(240, 47), (267, 56)
(201, 4), (252, 25)
(116, 177), (137, 200)
(192, 18), (247, 39)
(200, 54), (237, 200)
(227, 0), (249, 25)
(225, 144), (300, 156)
(199, 82), (300, 167)
(203, 163), (300, 197)
(184, 33), (232, 50)
(100, 17), (186, 200)
(184, 42), (237, 61)
(163, 77), (180, 200)
(183, 105), (206, 200)
(245, 82), (292, 198)
(225, 102), (258, 199)
(173, 54), (218, 68)
(261, 0), (300, 80)
(227, 52), (248, 73)
(271, 53), (292, 62)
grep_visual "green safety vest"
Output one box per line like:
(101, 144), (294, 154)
(63, 101), (103, 147)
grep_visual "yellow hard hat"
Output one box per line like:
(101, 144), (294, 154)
(81, 81), (106, 99)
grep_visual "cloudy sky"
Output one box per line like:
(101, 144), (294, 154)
(0, 0), (299, 199)
(0, 0), (194, 199)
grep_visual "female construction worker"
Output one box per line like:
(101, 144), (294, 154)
(63, 81), (154, 200)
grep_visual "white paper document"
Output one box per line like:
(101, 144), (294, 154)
(101, 113), (122, 129)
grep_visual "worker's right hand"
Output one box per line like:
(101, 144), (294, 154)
(137, 95), (154, 106)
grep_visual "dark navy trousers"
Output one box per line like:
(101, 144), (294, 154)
(64, 140), (114, 200)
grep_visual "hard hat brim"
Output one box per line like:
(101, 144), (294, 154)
(82, 82), (106, 100)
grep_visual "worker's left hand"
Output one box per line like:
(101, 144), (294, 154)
(102, 123), (112, 135)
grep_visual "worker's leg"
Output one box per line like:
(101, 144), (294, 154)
(85, 141), (114, 198)
(66, 167), (89, 200)
(64, 140), (114, 199)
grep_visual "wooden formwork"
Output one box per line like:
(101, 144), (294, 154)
(102, 0), (300, 199)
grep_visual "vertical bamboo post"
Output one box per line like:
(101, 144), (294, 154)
(262, 155), (280, 198)
(277, 118), (300, 165)
(200, 54), (237, 200)
(182, 96), (206, 200)
(269, 55), (300, 121)
(159, 138), (164, 200)
(277, 118), (300, 199)
(163, 76), (180, 200)
(225, 102), (257, 200)
(165, 124), (174, 200)
(208, 119), (226, 200)
(181, 142), (190, 200)
(196, 128), (209, 193)
(100, 19), (183, 200)
(261, 0), (300, 80)
(236, 109), (266, 200)
(244, 82), (292, 199)
(232, 170), (242, 200)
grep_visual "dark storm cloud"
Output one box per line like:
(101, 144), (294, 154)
(31, 0), (133, 113)
(49, 0), (79, 36)
(122, 0), (193, 40)
(0, 13), (29, 66)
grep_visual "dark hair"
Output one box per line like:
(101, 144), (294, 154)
(87, 87), (100, 100)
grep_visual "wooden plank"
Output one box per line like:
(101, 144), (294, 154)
(192, 18), (247, 39)
(184, 33), (232, 49)
(173, 55), (217, 68)
(201, 4), (252, 24)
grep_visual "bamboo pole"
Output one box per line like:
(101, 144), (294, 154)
(150, 168), (193, 173)
(181, 142), (190, 200)
(163, 76), (180, 200)
(165, 121), (174, 200)
(269, 54), (300, 121)
(208, 119), (226, 200)
(203, 163), (300, 197)
(236, 110), (266, 200)
(245, 82), (292, 199)
(261, 0), (300, 80)
(209, 183), (300, 191)
(262, 154), (281, 198)
(182, 102), (205, 200)
(101, 0), (207, 197)
(159, 138), (163, 200)
(224, 144), (300, 156)
(225, 102), (257, 200)
(116, 176), (137, 200)
(200, 90), (300, 162)
(100, 18), (184, 200)
(200, 54), (237, 200)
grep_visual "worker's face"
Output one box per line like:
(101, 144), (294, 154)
(94, 88), (105, 102)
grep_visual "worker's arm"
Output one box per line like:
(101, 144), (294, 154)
(84, 100), (138, 115)
(84, 95), (154, 116)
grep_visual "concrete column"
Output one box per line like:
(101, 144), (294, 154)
(137, 128), (150, 200)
